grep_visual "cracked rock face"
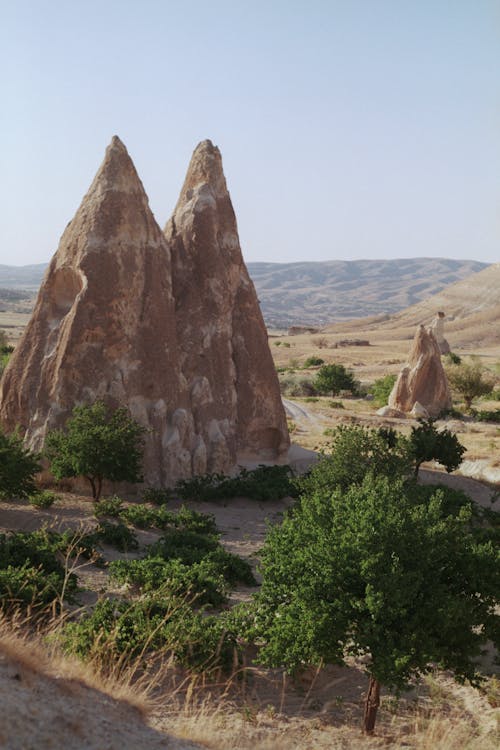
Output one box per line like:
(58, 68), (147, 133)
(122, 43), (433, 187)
(0, 137), (289, 486)
(388, 325), (451, 417)
(164, 140), (289, 467)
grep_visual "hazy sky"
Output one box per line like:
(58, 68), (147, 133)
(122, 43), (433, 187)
(1, 0), (498, 266)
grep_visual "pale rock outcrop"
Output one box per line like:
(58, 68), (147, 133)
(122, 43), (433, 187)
(388, 325), (451, 417)
(430, 311), (450, 354)
(0, 136), (289, 487)
(164, 140), (289, 466)
(376, 406), (406, 418)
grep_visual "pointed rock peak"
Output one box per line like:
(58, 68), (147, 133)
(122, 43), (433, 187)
(181, 139), (227, 195)
(89, 135), (147, 199)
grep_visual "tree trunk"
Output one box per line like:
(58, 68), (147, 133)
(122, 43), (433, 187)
(87, 476), (97, 499)
(363, 675), (381, 734)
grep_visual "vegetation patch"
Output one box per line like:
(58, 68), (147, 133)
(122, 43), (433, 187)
(175, 465), (297, 502)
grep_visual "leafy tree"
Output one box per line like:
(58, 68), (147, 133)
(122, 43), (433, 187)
(255, 474), (499, 733)
(299, 424), (413, 495)
(313, 363), (356, 397)
(446, 359), (496, 411)
(0, 429), (41, 499)
(302, 356), (324, 368)
(370, 374), (397, 407)
(409, 419), (466, 477)
(45, 402), (145, 500)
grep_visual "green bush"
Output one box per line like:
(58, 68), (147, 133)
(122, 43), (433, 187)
(141, 487), (173, 505)
(0, 429), (41, 500)
(109, 557), (228, 607)
(28, 490), (58, 509)
(446, 352), (462, 365)
(175, 465), (297, 503)
(303, 356), (324, 368)
(328, 401), (344, 409)
(314, 364), (356, 397)
(119, 504), (158, 528)
(93, 495), (124, 518)
(95, 521), (139, 552)
(61, 595), (241, 673)
(0, 530), (77, 611)
(369, 374), (397, 407)
(472, 409), (500, 423)
(409, 419), (466, 477)
(446, 359), (496, 410)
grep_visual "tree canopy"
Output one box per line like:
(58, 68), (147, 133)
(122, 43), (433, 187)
(45, 402), (145, 500)
(313, 364), (356, 397)
(256, 471), (499, 732)
(0, 429), (41, 499)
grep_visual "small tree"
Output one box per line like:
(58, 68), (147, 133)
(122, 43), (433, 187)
(410, 419), (466, 477)
(446, 359), (496, 411)
(300, 424), (413, 495)
(0, 429), (41, 499)
(370, 374), (397, 407)
(314, 363), (356, 397)
(256, 474), (499, 733)
(45, 402), (145, 500)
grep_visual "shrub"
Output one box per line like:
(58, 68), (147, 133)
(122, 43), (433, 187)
(303, 356), (324, 368)
(446, 351), (462, 365)
(273, 341), (282, 347)
(472, 409), (500, 423)
(109, 557), (228, 607)
(369, 374), (397, 407)
(312, 337), (329, 348)
(175, 465), (297, 502)
(446, 359), (496, 411)
(409, 419), (466, 477)
(141, 487), (173, 505)
(314, 364), (356, 397)
(45, 402), (146, 500)
(328, 401), (344, 409)
(28, 490), (58, 509)
(95, 521), (139, 552)
(301, 424), (412, 495)
(0, 429), (41, 500)
(93, 495), (124, 518)
(119, 504), (158, 529)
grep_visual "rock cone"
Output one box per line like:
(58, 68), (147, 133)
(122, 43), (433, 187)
(0, 136), (289, 487)
(164, 140), (289, 467)
(430, 311), (450, 354)
(388, 325), (451, 417)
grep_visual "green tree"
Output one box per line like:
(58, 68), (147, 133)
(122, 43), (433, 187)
(409, 419), (466, 477)
(0, 429), (41, 499)
(299, 424), (412, 495)
(370, 374), (396, 407)
(313, 363), (356, 397)
(255, 474), (499, 733)
(45, 402), (145, 500)
(446, 359), (496, 411)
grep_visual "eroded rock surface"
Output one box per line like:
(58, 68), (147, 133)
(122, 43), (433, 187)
(388, 325), (451, 417)
(430, 311), (450, 354)
(0, 137), (288, 486)
(164, 140), (289, 468)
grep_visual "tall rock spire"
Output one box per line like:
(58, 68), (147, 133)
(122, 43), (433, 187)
(165, 140), (289, 466)
(0, 137), (190, 486)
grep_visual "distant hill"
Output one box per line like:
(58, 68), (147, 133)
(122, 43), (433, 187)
(375, 262), (500, 347)
(247, 258), (488, 327)
(0, 258), (490, 328)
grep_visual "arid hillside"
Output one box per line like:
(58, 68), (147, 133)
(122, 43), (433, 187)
(0, 258), (489, 330)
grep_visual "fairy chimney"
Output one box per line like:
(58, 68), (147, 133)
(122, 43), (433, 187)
(388, 325), (451, 417)
(164, 140), (289, 466)
(0, 136), (289, 487)
(430, 311), (451, 355)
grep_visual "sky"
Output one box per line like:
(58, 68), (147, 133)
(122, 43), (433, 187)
(0, 0), (498, 266)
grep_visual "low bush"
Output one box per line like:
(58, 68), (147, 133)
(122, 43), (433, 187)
(329, 401), (344, 409)
(60, 595), (241, 673)
(175, 465), (297, 502)
(472, 409), (500, 423)
(141, 487), (173, 505)
(303, 356), (324, 368)
(28, 490), (58, 509)
(93, 495), (124, 518)
(369, 374), (397, 407)
(95, 521), (139, 552)
(119, 504), (158, 529)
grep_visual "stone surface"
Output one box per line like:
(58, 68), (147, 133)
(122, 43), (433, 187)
(430, 311), (450, 354)
(388, 325), (451, 417)
(376, 406), (406, 418)
(164, 140), (289, 467)
(0, 136), (289, 487)
(410, 401), (430, 419)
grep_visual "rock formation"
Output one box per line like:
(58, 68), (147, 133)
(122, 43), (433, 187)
(0, 136), (289, 487)
(164, 139), (289, 466)
(430, 311), (450, 354)
(388, 325), (451, 417)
